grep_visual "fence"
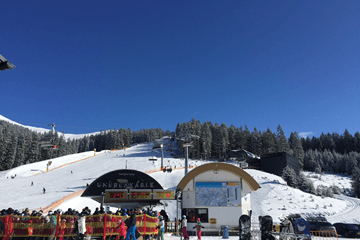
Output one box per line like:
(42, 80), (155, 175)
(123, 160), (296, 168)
(0, 213), (159, 239)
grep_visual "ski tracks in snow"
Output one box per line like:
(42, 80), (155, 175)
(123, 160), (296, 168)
(327, 195), (360, 224)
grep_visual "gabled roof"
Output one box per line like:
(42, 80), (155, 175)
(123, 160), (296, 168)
(177, 162), (260, 191)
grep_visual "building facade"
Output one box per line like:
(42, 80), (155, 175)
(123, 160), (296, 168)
(177, 163), (260, 234)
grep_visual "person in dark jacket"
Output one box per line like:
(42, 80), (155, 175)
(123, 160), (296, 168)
(93, 208), (99, 215)
(159, 210), (169, 232)
(124, 211), (136, 240)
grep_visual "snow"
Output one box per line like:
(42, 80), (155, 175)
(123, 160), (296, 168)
(0, 114), (98, 139)
(1, 115), (360, 239)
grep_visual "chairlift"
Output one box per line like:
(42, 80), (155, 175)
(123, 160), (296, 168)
(40, 133), (57, 150)
(149, 156), (157, 162)
(153, 142), (163, 150)
(162, 166), (172, 173)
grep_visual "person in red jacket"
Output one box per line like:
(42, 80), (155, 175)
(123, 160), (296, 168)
(116, 218), (126, 240)
(3, 208), (14, 240)
(58, 218), (67, 240)
(193, 218), (204, 240)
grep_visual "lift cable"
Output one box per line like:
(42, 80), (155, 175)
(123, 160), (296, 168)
(16, 121), (101, 130)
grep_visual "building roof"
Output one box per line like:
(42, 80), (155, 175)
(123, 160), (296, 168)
(177, 162), (260, 191)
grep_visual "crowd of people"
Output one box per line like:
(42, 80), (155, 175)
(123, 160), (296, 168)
(0, 206), (206, 240)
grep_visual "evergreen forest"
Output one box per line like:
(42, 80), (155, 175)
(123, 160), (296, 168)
(1, 118), (360, 197)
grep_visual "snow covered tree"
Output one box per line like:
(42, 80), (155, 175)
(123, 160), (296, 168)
(282, 166), (297, 188)
(14, 133), (26, 167)
(212, 123), (229, 160)
(322, 133), (336, 151)
(297, 172), (315, 194)
(228, 124), (237, 151)
(200, 122), (212, 159)
(351, 167), (360, 198)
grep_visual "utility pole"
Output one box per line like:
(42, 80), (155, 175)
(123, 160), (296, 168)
(161, 144), (164, 170)
(183, 143), (192, 175)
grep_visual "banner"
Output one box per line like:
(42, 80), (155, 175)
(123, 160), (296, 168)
(0, 213), (158, 238)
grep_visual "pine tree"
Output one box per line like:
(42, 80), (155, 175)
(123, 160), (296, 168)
(345, 152), (358, 175)
(351, 167), (360, 198)
(354, 132), (360, 153)
(14, 133), (26, 167)
(276, 124), (290, 153)
(228, 125), (237, 151)
(289, 131), (305, 168)
(240, 125), (251, 151)
(322, 133), (336, 151)
(249, 127), (262, 156)
(261, 128), (277, 155)
(282, 166), (298, 188)
(200, 122), (212, 160)
(27, 132), (40, 164)
(219, 123), (229, 159)
(343, 129), (354, 153)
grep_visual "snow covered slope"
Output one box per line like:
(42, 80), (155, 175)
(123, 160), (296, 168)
(0, 114), (98, 139)
(1, 138), (360, 225)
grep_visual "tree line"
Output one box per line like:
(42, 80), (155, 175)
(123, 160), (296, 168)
(0, 120), (168, 171)
(2, 118), (360, 197)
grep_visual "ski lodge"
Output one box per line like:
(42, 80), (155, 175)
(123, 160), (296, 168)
(81, 162), (260, 235)
(177, 162), (260, 234)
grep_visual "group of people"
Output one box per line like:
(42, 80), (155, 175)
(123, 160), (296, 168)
(0, 207), (205, 240)
(180, 215), (204, 240)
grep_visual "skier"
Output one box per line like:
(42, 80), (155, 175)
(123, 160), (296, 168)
(193, 218), (204, 240)
(43, 187), (46, 194)
(181, 215), (189, 240)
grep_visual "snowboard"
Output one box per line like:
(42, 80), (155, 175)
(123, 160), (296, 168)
(259, 215), (275, 240)
(239, 215), (251, 240)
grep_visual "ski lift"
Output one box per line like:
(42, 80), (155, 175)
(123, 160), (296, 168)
(162, 166), (172, 173)
(40, 132), (57, 150)
(149, 156), (157, 163)
(153, 142), (163, 150)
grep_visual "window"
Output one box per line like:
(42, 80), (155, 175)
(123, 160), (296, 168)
(182, 208), (208, 223)
(197, 208), (208, 223)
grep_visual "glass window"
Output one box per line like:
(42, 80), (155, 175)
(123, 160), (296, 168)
(181, 208), (208, 223)
(196, 208), (208, 223)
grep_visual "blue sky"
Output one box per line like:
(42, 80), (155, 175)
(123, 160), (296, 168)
(1, 0), (360, 137)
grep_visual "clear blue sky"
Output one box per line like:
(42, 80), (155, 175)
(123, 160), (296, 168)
(1, 0), (360, 137)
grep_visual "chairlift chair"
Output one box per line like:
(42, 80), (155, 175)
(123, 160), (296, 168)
(149, 156), (157, 164)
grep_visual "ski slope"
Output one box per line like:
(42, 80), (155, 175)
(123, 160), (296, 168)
(1, 138), (360, 227)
